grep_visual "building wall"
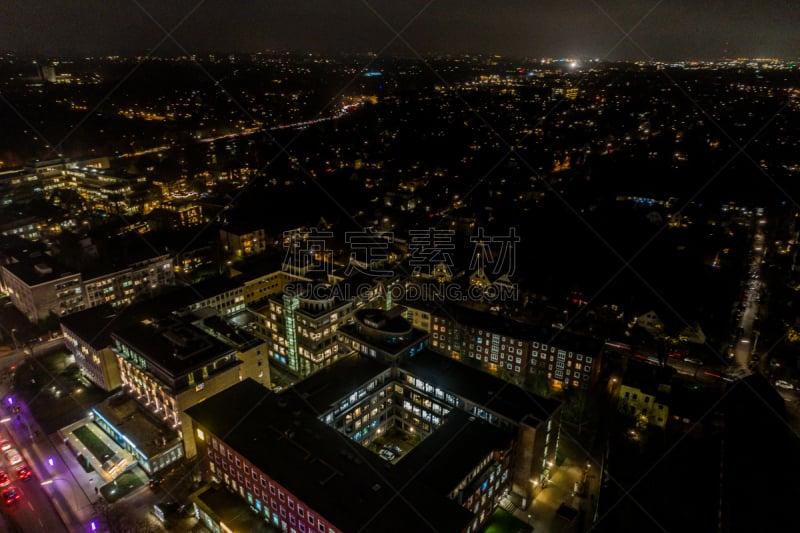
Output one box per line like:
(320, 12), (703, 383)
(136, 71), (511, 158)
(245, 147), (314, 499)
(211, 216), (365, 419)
(188, 287), (245, 316)
(1, 267), (84, 321)
(242, 270), (307, 306)
(62, 323), (121, 391)
(618, 385), (669, 429)
(220, 228), (267, 257)
(194, 424), (343, 533)
(236, 342), (271, 389)
(176, 366), (243, 458)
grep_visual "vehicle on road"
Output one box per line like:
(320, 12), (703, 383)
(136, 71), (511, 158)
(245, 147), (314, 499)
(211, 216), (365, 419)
(0, 471), (9, 487)
(1, 487), (20, 506)
(685, 358), (704, 366)
(4, 449), (22, 466)
(14, 465), (31, 481)
(775, 380), (794, 390)
(0, 439), (11, 452)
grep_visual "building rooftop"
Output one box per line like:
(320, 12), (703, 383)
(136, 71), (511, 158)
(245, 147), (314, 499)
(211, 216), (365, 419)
(60, 287), (202, 350)
(188, 275), (244, 300)
(400, 349), (561, 426)
(187, 376), (480, 533)
(93, 393), (181, 458)
(291, 354), (391, 414)
(191, 484), (277, 533)
(111, 315), (239, 380)
(623, 361), (675, 398)
(2, 256), (74, 285)
(440, 303), (604, 355)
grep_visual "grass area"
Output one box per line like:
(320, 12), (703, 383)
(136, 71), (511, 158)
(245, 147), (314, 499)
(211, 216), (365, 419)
(481, 509), (532, 533)
(100, 471), (144, 503)
(73, 425), (114, 462)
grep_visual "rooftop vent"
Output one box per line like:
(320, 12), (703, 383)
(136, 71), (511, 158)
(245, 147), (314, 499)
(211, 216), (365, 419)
(34, 263), (53, 275)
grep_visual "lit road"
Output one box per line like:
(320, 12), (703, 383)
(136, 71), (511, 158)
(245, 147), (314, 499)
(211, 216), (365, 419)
(733, 220), (767, 370)
(119, 101), (363, 158)
(0, 337), (65, 368)
(0, 406), (69, 533)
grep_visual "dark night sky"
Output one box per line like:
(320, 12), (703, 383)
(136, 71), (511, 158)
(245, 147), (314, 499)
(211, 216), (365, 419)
(0, 0), (798, 60)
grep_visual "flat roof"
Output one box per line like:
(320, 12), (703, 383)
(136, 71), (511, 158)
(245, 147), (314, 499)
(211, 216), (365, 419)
(187, 376), (477, 533)
(60, 287), (203, 349)
(446, 303), (604, 354)
(111, 315), (238, 379)
(189, 275), (244, 299)
(401, 349), (561, 426)
(291, 354), (391, 413)
(2, 257), (74, 285)
(192, 484), (276, 533)
(93, 393), (181, 458)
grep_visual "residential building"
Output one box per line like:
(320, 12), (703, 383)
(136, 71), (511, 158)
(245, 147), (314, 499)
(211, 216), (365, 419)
(220, 221), (267, 258)
(618, 362), (674, 429)
(403, 301), (602, 391)
(2, 258), (84, 321)
(1, 252), (174, 322)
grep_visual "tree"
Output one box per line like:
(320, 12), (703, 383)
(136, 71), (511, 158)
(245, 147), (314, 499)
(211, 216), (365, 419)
(92, 500), (161, 533)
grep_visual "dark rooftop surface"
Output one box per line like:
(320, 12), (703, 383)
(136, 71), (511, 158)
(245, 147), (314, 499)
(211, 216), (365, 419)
(188, 275), (243, 300)
(192, 484), (277, 533)
(187, 375), (484, 533)
(111, 315), (238, 379)
(354, 307), (413, 335)
(220, 219), (265, 236)
(197, 314), (263, 351)
(622, 361), (675, 397)
(447, 303), (603, 354)
(401, 349), (561, 426)
(93, 393), (181, 458)
(2, 256), (73, 284)
(291, 353), (391, 414)
(59, 287), (201, 349)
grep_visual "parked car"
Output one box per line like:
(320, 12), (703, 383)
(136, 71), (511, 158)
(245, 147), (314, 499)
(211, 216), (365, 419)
(775, 380), (794, 390)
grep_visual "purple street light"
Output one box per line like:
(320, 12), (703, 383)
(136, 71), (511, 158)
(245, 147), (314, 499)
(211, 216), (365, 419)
(48, 457), (55, 467)
(6, 396), (12, 405)
(90, 521), (97, 531)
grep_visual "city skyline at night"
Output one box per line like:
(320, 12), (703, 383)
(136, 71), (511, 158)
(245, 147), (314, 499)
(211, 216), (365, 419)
(0, 3), (799, 533)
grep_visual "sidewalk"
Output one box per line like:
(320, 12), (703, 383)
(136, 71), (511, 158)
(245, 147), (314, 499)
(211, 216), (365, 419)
(505, 434), (601, 533)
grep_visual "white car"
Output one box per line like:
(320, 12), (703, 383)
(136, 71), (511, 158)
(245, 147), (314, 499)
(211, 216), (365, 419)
(0, 440), (11, 452)
(775, 380), (794, 390)
(3, 450), (21, 466)
(378, 448), (396, 462)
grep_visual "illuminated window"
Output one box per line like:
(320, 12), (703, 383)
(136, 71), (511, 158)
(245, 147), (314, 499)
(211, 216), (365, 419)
(196, 428), (205, 441)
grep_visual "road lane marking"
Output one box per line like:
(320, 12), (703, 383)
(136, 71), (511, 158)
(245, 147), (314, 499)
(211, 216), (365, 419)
(27, 501), (34, 511)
